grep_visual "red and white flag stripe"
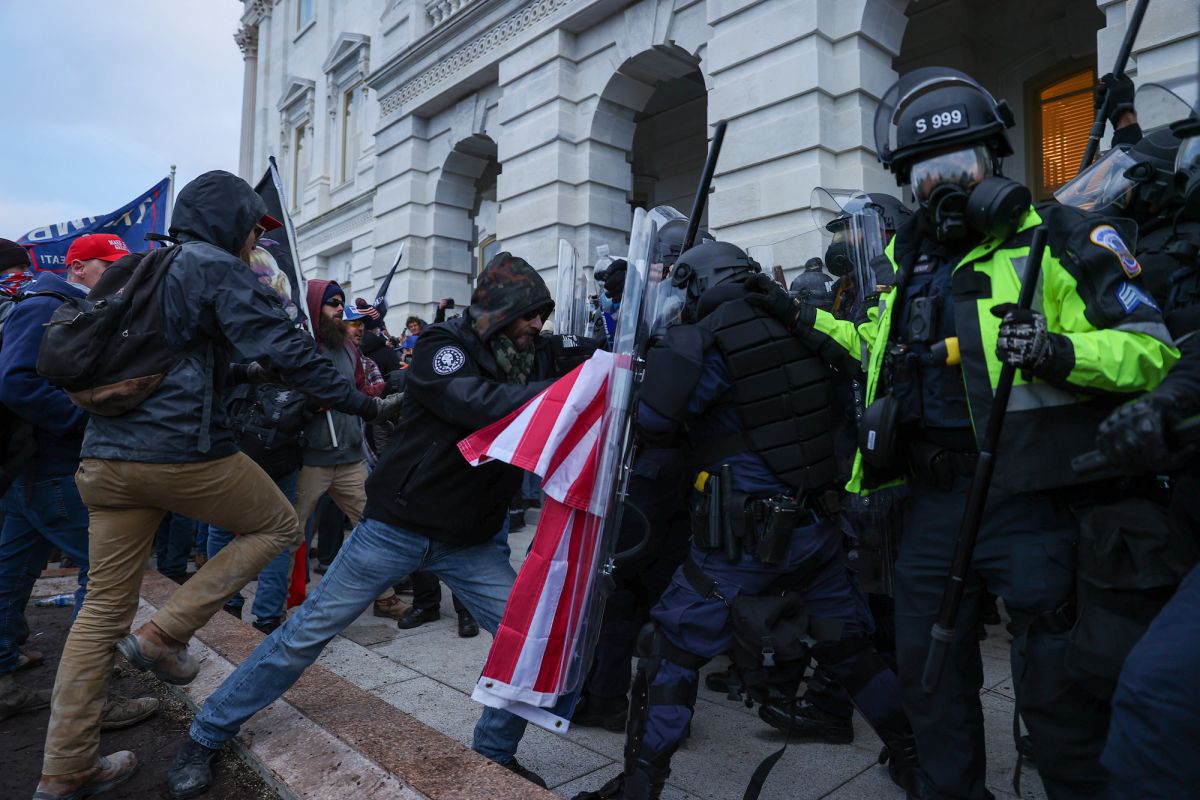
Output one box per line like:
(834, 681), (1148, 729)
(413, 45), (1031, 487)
(458, 352), (614, 730)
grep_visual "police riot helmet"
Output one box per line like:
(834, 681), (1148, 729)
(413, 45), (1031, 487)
(671, 240), (761, 322)
(654, 218), (713, 267)
(875, 67), (1015, 185)
(1122, 127), (1185, 216)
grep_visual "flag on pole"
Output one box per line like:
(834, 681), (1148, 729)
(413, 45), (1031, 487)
(459, 352), (614, 731)
(17, 178), (170, 272)
(254, 158), (307, 326)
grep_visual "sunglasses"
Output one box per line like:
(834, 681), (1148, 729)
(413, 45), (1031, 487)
(522, 307), (551, 322)
(325, 298), (345, 308)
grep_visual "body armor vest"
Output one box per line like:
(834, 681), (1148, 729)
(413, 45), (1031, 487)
(698, 297), (840, 494)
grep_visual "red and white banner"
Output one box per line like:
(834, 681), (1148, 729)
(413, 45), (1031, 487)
(458, 351), (614, 731)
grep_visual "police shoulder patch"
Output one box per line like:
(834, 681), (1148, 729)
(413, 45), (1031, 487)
(432, 345), (466, 375)
(1115, 281), (1160, 314)
(1089, 224), (1141, 278)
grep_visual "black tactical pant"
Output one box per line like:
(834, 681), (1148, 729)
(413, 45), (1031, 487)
(894, 475), (1108, 800)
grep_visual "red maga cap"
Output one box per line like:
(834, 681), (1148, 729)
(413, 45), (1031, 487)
(259, 214), (284, 231)
(65, 234), (132, 264)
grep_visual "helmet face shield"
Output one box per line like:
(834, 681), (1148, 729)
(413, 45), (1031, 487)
(1054, 146), (1139, 211)
(910, 145), (990, 205)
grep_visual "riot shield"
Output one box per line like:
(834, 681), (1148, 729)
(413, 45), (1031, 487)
(557, 207), (657, 694)
(644, 205), (689, 335)
(553, 239), (589, 337)
(811, 188), (885, 321)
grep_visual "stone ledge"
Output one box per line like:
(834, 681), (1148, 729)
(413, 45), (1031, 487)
(139, 571), (556, 800)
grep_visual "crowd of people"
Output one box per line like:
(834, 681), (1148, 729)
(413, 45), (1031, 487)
(0, 64), (1197, 800)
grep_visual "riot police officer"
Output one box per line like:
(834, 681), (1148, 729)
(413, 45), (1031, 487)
(789, 257), (835, 311)
(747, 67), (1177, 799)
(575, 240), (918, 800)
(1095, 88), (1200, 800)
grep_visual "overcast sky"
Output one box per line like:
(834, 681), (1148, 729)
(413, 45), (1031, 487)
(0, 1), (244, 240)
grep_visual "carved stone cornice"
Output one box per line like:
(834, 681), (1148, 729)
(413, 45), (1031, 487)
(378, 0), (573, 118)
(242, 0), (271, 26)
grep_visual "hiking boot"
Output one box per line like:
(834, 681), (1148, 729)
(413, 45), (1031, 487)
(457, 610), (479, 638)
(571, 693), (628, 731)
(757, 699), (854, 744)
(193, 552), (208, 569)
(117, 623), (199, 686)
(17, 646), (44, 671)
(878, 731), (920, 796)
(373, 595), (409, 620)
(0, 674), (50, 721)
(500, 757), (546, 788)
(507, 508), (526, 532)
(166, 738), (220, 799)
(396, 605), (440, 630)
(33, 751), (138, 800)
(100, 694), (160, 731)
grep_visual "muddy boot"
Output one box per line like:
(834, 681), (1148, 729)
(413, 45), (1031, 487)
(33, 751), (138, 800)
(0, 674), (50, 720)
(100, 694), (160, 731)
(166, 738), (221, 799)
(117, 622), (199, 686)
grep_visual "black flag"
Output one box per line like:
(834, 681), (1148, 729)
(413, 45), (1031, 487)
(254, 157), (307, 326)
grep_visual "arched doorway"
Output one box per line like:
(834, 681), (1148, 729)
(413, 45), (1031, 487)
(434, 133), (500, 285)
(590, 44), (708, 255)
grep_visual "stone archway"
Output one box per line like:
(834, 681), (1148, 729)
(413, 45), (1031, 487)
(588, 43), (708, 247)
(432, 132), (500, 283)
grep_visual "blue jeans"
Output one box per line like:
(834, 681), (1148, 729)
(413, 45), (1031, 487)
(0, 475), (90, 674)
(190, 516), (543, 764)
(207, 472), (298, 626)
(155, 512), (197, 581)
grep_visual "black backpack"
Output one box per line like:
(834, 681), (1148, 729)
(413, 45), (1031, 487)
(225, 382), (311, 479)
(37, 247), (179, 416)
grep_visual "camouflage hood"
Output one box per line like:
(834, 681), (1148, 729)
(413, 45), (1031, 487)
(467, 252), (554, 343)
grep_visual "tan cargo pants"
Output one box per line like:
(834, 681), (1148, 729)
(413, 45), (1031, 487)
(42, 453), (299, 775)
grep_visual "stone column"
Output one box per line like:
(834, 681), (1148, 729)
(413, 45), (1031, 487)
(704, 0), (907, 250)
(235, 24), (259, 181)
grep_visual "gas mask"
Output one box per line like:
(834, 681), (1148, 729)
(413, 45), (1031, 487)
(910, 145), (990, 242)
(824, 228), (853, 276)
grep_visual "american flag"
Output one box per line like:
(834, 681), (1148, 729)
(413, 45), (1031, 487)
(458, 351), (617, 731)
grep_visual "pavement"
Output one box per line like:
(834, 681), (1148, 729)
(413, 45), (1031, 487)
(243, 511), (1047, 800)
(31, 511), (1047, 800)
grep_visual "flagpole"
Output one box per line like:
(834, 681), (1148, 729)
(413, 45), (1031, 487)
(165, 165), (177, 231)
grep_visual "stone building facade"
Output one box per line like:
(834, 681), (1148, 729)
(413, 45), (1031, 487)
(234, 0), (1200, 323)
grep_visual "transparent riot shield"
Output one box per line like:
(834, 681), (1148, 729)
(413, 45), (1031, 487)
(553, 239), (589, 338)
(644, 205), (689, 335)
(558, 207), (657, 694)
(809, 187), (885, 321)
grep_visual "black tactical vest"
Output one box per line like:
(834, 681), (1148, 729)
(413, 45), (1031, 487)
(698, 297), (839, 494)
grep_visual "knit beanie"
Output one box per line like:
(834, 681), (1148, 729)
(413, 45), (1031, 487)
(322, 282), (344, 304)
(0, 238), (31, 271)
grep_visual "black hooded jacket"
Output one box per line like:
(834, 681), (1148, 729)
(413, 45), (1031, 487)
(82, 170), (374, 463)
(364, 254), (576, 545)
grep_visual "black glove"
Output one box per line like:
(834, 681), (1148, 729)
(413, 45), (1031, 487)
(548, 334), (601, 374)
(1096, 72), (1136, 125)
(366, 392), (404, 423)
(991, 304), (1071, 378)
(1096, 395), (1183, 473)
(743, 272), (805, 330)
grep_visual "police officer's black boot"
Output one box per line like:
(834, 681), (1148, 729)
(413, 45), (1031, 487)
(877, 726), (920, 797)
(620, 755), (670, 800)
